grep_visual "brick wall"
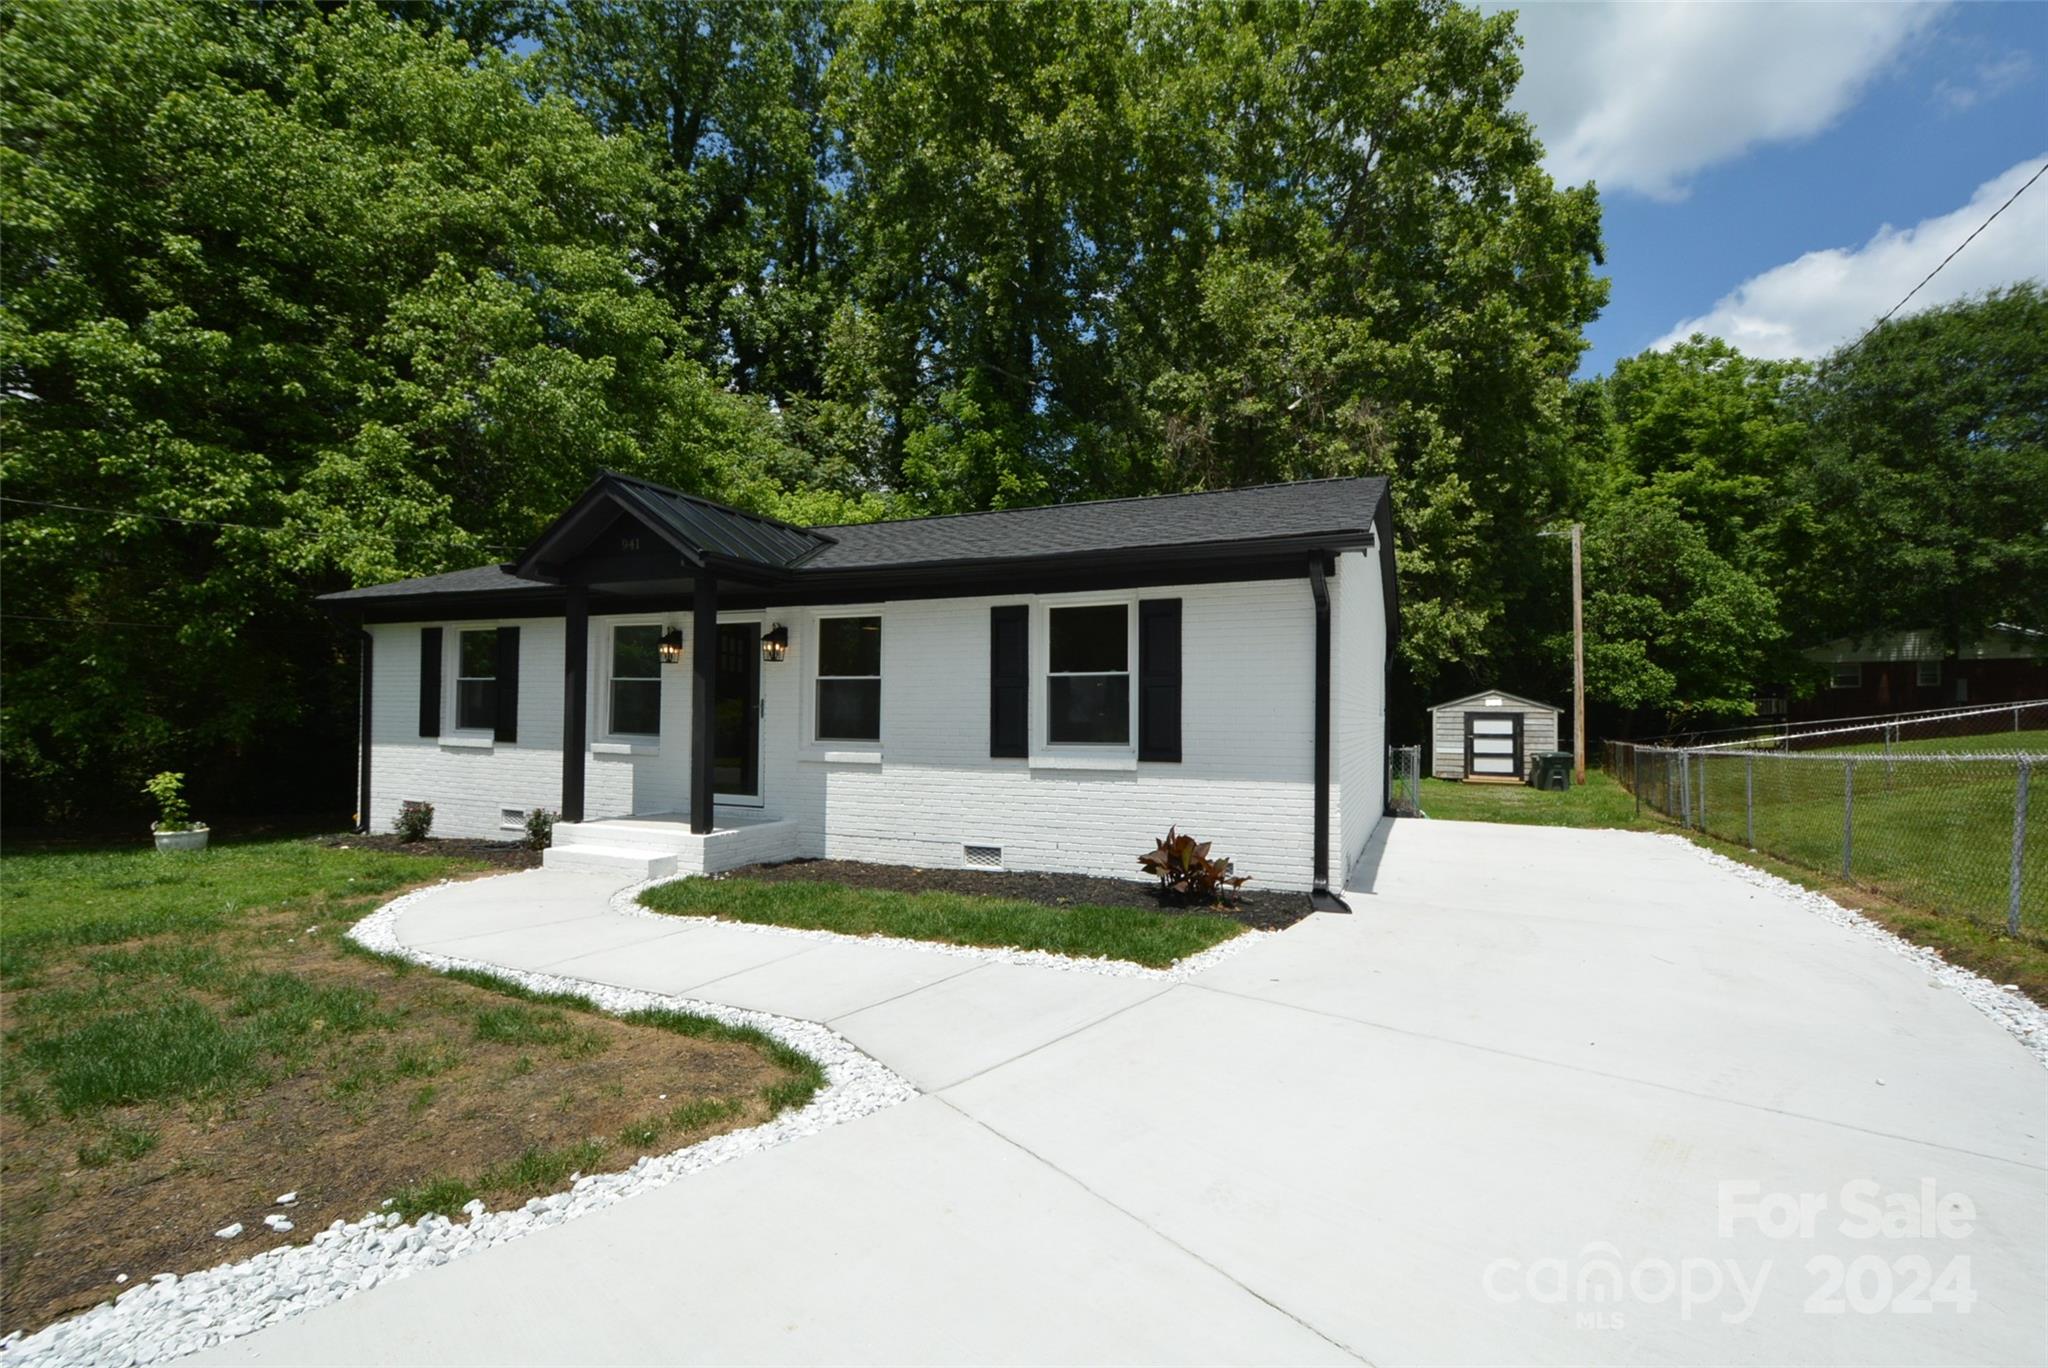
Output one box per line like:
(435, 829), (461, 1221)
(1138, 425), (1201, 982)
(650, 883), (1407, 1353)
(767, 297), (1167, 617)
(364, 563), (1387, 891)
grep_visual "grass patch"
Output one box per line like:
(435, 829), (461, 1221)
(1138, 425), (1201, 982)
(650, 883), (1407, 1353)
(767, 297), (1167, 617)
(0, 837), (821, 1337)
(1418, 772), (1652, 830)
(1815, 727), (2048, 757)
(636, 877), (1244, 968)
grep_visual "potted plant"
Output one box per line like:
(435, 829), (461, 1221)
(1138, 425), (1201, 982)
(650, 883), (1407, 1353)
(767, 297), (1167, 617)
(144, 771), (209, 852)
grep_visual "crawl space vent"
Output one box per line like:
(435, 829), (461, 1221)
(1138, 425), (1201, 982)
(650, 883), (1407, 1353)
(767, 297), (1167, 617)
(499, 807), (526, 831)
(962, 844), (1003, 870)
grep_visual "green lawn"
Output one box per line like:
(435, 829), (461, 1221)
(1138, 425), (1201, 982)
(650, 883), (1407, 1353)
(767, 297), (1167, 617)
(1666, 749), (2045, 939)
(637, 877), (1245, 968)
(1419, 771), (1651, 830)
(0, 838), (816, 1335)
(1814, 727), (2048, 756)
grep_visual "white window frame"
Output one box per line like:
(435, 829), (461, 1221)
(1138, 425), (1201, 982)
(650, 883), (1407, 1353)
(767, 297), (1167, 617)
(798, 606), (885, 762)
(605, 621), (665, 741)
(1032, 593), (1139, 767)
(812, 612), (883, 745)
(1829, 662), (1862, 690)
(452, 626), (499, 736)
(1915, 659), (1941, 688)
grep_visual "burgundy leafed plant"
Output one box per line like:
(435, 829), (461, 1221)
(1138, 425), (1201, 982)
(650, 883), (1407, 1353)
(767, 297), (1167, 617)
(1139, 827), (1250, 906)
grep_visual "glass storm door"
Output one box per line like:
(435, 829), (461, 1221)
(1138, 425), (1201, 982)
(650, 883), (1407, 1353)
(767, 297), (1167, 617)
(712, 622), (761, 801)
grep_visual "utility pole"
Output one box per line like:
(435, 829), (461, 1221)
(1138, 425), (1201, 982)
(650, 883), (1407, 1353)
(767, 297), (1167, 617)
(1571, 521), (1585, 786)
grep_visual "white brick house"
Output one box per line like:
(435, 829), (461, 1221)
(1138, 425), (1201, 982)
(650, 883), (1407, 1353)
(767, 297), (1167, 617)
(324, 473), (1398, 906)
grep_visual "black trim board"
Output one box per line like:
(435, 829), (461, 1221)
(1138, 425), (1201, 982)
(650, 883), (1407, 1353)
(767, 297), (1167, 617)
(334, 547), (1340, 625)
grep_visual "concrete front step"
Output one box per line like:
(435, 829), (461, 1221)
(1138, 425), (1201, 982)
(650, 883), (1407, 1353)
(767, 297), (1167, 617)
(541, 843), (679, 878)
(551, 818), (699, 853)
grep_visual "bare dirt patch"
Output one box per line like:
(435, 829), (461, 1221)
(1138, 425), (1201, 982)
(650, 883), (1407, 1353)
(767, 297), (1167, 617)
(721, 857), (1311, 932)
(1, 893), (798, 1337)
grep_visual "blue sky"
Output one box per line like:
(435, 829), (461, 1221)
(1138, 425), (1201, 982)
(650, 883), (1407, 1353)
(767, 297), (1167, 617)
(1492, 1), (2048, 374)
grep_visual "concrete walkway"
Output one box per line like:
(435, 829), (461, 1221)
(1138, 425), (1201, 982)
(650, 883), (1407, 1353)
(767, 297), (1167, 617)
(200, 822), (2046, 1366)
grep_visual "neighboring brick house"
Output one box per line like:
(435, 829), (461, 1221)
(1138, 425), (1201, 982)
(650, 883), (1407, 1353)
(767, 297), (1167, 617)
(1784, 626), (2047, 723)
(321, 473), (1398, 906)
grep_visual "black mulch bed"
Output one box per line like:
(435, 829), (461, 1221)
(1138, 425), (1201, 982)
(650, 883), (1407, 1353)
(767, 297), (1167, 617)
(716, 858), (1312, 932)
(315, 832), (542, 870)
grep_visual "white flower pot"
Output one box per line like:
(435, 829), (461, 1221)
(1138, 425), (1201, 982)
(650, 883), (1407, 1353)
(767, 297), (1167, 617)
(153, 825), (210, 853)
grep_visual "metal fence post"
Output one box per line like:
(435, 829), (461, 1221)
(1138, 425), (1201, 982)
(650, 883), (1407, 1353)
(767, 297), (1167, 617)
(1744, 754), (1754, 848)
(1633, 746), (1641, 817)
(1698, 755), (1708, 833)
(2013, 757), (2033, 937)
(1680, 752), (1692, 827)
(1842, 760), (1855, 879)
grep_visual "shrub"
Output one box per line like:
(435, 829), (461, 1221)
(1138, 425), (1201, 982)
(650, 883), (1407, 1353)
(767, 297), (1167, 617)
(142, 771), (196, 832)
(1139, 827), (1250, 906)
(524, 807), (558, 851)
(393, 801), (434, 843)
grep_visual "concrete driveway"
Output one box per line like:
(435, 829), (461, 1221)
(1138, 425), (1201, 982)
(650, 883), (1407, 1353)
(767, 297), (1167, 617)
(201, 820), (2046, 1366)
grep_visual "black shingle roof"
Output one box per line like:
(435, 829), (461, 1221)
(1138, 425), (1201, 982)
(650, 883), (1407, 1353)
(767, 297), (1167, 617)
(805, 477), (1386, 571)
(320, 475), (1389, 604)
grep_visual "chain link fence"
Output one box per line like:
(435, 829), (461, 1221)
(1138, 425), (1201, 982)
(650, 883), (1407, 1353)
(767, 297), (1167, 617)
(1389, 745), (1422, 817)
(1607, 701), (2046, 939)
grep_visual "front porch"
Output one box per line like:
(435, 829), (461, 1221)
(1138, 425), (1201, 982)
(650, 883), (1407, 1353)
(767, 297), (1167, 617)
(543, 809), (802, 879)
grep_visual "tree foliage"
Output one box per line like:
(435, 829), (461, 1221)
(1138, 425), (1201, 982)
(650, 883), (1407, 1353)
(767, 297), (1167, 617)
(0, 1), (825, 812)
(1784, 283), (2048, 653)
(5, 0), (2033, 816)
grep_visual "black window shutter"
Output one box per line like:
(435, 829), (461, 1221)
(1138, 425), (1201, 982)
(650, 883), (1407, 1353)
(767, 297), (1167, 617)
(418, 627), (442, 737)
(989, 605), (1028, 758)
(1138, 598), (1182, 762)
(494, 626), (520, 743)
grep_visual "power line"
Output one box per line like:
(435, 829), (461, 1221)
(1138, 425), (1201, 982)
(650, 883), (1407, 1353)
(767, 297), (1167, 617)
(1842, 158), (2047, 357)
(0, 495), (522, 554)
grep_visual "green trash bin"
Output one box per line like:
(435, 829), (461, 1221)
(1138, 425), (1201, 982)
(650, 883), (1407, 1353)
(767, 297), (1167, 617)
(1530, 751), (1573, 791)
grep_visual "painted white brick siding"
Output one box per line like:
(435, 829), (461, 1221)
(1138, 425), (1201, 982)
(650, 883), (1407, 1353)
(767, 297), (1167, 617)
(1330, 549), (1387, 885)
(363, 563), (1389, 892)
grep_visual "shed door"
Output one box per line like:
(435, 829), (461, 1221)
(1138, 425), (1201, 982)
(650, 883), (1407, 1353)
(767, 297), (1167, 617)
(1465, 712), (1524, 778)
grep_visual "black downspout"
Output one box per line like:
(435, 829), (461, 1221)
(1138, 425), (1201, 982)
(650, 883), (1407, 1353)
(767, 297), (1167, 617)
(1308, 556), (1350, 913)
(357, 628), (373, 834)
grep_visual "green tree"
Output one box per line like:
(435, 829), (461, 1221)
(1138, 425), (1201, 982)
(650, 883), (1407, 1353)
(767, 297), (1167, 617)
(832, 0), (1608, 682)
(1598, 337), (1812, 573)
(0, 1), (821, 815)
(1785, 285), (2048, 653)
(1574, 490), (1783, 719)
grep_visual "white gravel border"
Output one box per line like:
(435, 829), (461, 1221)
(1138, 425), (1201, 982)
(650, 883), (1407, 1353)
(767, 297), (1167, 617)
(1668, 835), (2048, 1068)
(0, 881), (918, 1368)
(612, 873), (1270, 981)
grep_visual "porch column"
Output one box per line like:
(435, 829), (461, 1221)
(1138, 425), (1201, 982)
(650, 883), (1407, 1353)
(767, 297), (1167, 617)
(689, 570), (717, 833)
(561, 583), (588, 823)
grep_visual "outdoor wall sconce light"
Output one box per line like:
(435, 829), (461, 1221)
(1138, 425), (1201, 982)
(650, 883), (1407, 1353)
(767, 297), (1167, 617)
(761, 623), (789, 663)
(657, 628), (685, 665)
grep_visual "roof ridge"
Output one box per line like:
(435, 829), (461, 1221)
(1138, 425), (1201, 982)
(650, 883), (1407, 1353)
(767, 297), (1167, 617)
(811, 475), (1385, 532)
(599, 470), (830, 542)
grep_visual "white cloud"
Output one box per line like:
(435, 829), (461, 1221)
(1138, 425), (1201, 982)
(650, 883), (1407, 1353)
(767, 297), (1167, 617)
(1933, 48), (2035, 112)
(1652, 155), (2048, 359)
(1497, 1), (1945, 200)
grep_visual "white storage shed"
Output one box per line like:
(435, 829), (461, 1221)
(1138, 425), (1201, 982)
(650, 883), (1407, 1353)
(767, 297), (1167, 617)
(1428, 688), (1560, 781)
